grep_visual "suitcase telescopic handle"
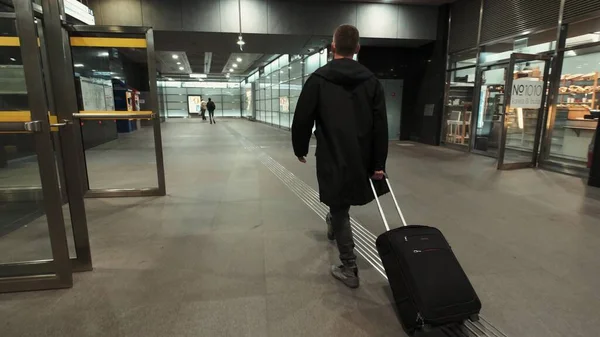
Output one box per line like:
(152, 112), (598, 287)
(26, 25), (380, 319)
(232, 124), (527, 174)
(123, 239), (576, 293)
(369, 175), (408, 231)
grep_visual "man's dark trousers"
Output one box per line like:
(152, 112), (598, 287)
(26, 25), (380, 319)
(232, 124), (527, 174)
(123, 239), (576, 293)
(329, 204), (356, 266)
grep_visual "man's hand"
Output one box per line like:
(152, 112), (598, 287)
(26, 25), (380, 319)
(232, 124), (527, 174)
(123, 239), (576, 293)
(298, 156), (307, 163)
(371, 170), (385, 180)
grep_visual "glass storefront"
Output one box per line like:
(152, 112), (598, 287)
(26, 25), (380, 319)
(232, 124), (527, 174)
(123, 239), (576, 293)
(442, 50), (477, 148)
(543, 18), (600, 172)
(444, 16), (600, 176)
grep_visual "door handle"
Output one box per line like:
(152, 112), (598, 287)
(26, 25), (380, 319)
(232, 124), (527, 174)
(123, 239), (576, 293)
(50, 119), (71, 128)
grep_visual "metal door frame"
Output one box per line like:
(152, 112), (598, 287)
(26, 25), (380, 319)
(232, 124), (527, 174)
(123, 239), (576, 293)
(470, 61), (510, 158)
(0, 0), (72, 293)
(497, 53), (552, 170)
(66, 25), (166, 198)
(40, 0), (93, 272)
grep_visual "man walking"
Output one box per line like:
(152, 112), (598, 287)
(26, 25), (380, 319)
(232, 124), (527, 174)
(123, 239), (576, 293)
(200, 97), (207, 121)
(207, 98), (216, 124)
(291, 24), (388, 289)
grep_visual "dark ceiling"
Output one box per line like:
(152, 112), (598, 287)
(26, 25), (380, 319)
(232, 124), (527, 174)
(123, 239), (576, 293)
(266, 0), (454, 4)
(154, 31), (432, 80)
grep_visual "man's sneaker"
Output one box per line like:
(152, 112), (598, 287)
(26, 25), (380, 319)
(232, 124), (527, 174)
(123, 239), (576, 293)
(331, 264), (359, 289)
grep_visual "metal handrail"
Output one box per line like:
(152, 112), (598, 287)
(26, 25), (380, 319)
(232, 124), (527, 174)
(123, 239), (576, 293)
(72, 111), (154, 119)
(0, 121), (42, 132)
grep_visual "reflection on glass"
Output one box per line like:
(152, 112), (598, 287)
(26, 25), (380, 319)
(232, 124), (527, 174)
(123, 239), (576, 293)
(546, 43), (600, 171)
(70, 37), (158, 190)
(0, 17), (53, 266)
(473, 68), (506, 156)
(479, 29), (556, 64)
(502, 61), (546, 165)
(443, 68), (475, 146)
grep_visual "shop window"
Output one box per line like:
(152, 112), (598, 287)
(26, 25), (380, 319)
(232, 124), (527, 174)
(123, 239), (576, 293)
(442, 51), (477, 147)
(448, 49), (477, 70)
(564, 17), (600, 49)
(545, 19), (600, 171)
(479, 29), (556, 64)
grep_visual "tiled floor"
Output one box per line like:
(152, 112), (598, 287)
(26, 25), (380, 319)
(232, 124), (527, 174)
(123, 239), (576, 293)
(1, 119), (600, 337)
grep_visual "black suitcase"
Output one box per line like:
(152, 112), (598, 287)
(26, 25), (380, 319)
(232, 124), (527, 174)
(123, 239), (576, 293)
(369, 178), (481, 335)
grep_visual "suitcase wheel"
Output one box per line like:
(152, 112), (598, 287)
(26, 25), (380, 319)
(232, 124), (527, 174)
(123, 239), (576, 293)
(469, 314), (480, 322)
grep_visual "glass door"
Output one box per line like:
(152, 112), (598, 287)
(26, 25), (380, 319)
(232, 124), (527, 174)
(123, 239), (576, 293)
(498, 53), (551, 169)
(472, 65), (508, 157)
(66, 26), (165, 198)
(0, 1), (71, 292)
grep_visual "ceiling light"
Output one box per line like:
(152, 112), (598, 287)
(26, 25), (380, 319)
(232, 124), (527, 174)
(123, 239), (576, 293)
(172, 54), (179, 59)
(167, 78), (174, 81)
(237, 35), (245, 47)
(177, 62), (181, 65)
(98, 51), (109, 57)
(197, 78), (204, 81)
(229, 68), (234, 72)
(9, 57), (15, 62)
(236, 57), (242, 62)
(280, 70), (284, 73)
(190, 73), (208, 78)
(233, 64), (238, 68)
(74, 63), (84, 68)
(179, 66), (184, 70)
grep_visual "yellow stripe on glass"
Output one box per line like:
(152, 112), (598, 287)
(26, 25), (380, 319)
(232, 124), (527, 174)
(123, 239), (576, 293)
(70, 37), (147, 48)
(0, 111), (31, 122)
(0, 37), (20, 46)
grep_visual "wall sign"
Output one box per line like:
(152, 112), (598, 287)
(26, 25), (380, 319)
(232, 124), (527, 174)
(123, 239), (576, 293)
(64, 0), (95, 25)
(510, 78), (544, 109)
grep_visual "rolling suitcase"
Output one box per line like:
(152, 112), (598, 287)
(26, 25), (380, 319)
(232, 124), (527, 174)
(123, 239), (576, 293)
(369, 177), (481, 335)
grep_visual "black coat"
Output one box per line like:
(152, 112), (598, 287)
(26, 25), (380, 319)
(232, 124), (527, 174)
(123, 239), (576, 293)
(292, 58), (389, 207)
(207, 101), (216, 111)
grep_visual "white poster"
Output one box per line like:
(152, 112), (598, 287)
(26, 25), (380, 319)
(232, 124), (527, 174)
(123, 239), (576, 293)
(103, 80), (114, 111)
(188, 95), (202, 114)
(510, 78), (544, 109)
(280, 96), (289, 113)
(80, 76), (112, 111)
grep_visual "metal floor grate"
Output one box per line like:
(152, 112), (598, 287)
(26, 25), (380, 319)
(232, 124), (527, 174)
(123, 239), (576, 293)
(226, 125), (509, 337)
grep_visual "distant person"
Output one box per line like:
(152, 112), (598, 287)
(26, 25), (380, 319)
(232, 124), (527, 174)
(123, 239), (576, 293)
(291, 24), (388, 289)
(207, 98), (216, 124)
(200, 98), (207, 120)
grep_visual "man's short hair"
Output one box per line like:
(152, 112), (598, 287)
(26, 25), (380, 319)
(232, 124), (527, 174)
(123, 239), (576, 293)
(334, 25), (359, 57)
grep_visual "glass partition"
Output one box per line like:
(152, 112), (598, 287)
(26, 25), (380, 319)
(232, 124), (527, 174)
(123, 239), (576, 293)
(247, 51), (327, 130)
